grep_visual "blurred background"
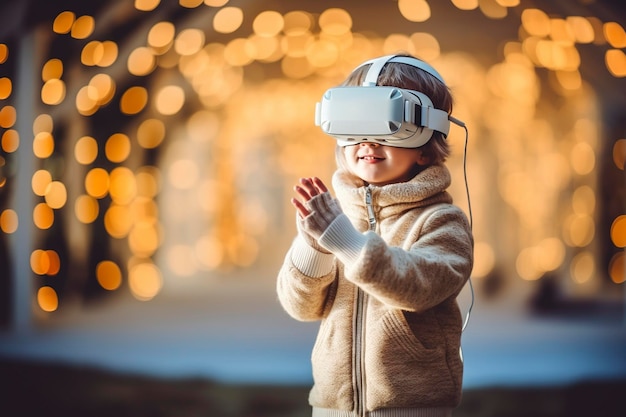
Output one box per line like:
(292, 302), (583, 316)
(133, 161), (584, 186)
(0, 0), (625, 416)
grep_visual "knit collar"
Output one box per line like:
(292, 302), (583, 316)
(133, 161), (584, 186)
(332, 164), (453, 224)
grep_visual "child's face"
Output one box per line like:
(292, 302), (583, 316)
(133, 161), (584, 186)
(342, 142), (429, 186)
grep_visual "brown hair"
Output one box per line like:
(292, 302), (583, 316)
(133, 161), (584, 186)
(339, 54), (453, 164)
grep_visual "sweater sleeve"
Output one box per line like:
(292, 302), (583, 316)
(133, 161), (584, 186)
(335, 206), (473, 312)
(276, 236), (337, 322)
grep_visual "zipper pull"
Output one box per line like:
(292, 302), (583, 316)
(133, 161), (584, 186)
(365, 186), (376, 232)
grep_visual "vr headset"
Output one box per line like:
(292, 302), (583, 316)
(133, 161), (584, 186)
(314, 55), (463, 148)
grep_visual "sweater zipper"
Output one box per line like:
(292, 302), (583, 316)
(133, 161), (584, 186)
(365, 186), (377, 232)
(354, 187), (376, 416)
(354, 289), (366, 416)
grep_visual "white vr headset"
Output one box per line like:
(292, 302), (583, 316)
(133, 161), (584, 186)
(315, 55), (462, 148)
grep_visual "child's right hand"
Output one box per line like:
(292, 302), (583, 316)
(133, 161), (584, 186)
(291, 177), (329, 219)
(292, 177), (343, 241)
(292, 177), (342, 253)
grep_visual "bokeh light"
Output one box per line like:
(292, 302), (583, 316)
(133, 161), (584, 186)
(105, 133), (131, 163)
(213, 7), (243, 34)
(128, 261), (163, 301)
(33, 202), (54, 229)
(37, 286), (59, 312)
(75, 195), (99, 224)
(85, 168), (110, 199)
(41, 79), (66, 105)
(74, 136), (98, 165)
(0, 209), (18, 234)
(120, 86), (148, 114)
(1, 1), (623, 320)
(137, 119), (166, 149)
(96, 260), (123, 290)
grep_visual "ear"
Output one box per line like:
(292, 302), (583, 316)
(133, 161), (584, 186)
(416, 151), (431, 166)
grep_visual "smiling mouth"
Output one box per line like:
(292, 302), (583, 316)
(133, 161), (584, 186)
(359, 155), (384, 161)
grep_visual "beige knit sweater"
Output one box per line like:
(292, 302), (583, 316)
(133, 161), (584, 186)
(277, 164), (474, 417)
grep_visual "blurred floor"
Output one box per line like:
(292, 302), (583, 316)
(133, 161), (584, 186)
(0, 274), (624, 388)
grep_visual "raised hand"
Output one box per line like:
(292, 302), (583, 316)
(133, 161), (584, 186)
(291, 177), (329, 218)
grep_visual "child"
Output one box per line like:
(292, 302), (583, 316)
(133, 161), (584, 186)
(277, 54), (474, 417)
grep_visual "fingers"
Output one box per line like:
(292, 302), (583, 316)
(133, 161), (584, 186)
(311, 177), (328, 193)
(296, 177), (328, 199)
(292, 177), (328, 217)
(291, 198), (309, 218)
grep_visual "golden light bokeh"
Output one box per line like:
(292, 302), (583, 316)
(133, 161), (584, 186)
(398, 0), (431, 23)
(205, 0), (229, 6)
(71, 15), (95, 39)
(46, 250), (61, 275)
(604, 21), (626, 48)
(74, 136), (98, 165)
(451, 0), (479, 11)
(98, 41), (119, 67)
(75, 194), (99, 224)
(32, 113), (53, 134)
(33, 202), (54, 230)
(105, 133), (132, 163)
(283, 10), (312, 36)
(213, 7), (244, 34)
(521, 8), (551, 37)
(175, 28), (205, 56)
(44, 181), (68, 209)
(76, 86), (99, 116)
(135, 0), (160, 12)
(120, 86), (148, 115)
(104, 204), (133, 239)
(37, 286), (59, 312)
(85, 168), (110, 199)
(30, 249), (50, 275)
(0, 105), (17, 128)
(0, 43), (8, 64)
(96, 260), (123, 290)
(128, 262), (162, 301)
(0, 209), (18, 234)
(154, 85), (185, 115)
(253, 10), (284, 37)
(128, 221), (161, 257)
(53, 11), (75, 34)
(0, 77), (13, 100)
(128, 47), (156, 76)
(605, 49), (626, 77)
(42, 58), (63, 81)
(41, 78), (66, 105)
(32, 170), (52, 196)
(1, 130), (19, 153)
(611, 215), (626, 248)
(571, 251), (595, 284)
(136, 167), (161, 198)
(109, 167), (137, 205)
(567, 16), (595, 44)
(319, 8), (352, 36)
(88, 73), (116, 105)
(148, 21), (175, 53)
(1, 1), (623, 316)
(137, 118), (166, 149)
